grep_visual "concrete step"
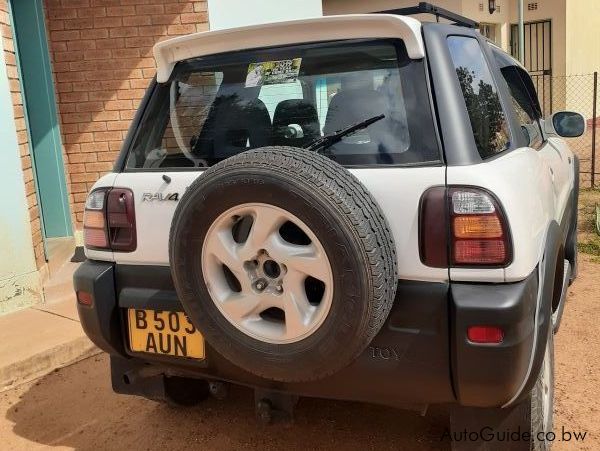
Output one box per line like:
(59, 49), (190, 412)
(45, 237), (75, 278)
(42, 261), (79, 306)
(0, 297), (99, 390)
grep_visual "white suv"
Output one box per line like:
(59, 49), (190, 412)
(74, 6), (583, 450)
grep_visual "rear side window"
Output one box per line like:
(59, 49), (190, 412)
(447, 36), (510, 159)
(126, 40), (440, 169)
(492, 49), (544, 149)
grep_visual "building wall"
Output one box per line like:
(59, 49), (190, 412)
(460, 1), (510, 51)
(508, 0), (567, 77)
(44, 0), (209, 227)
(562, 0), (600, 118)
(323, 0), (461, 16)
(1, 0), (46, 270)
(0, 2), (42, 314)
(208, 0), (321, 30)
(323, 0), (568, 76)
(565, 0), (600, 76)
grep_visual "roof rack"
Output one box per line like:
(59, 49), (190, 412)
(375, 2), (479, 29)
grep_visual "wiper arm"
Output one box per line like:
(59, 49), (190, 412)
(304, 114), (385, 153)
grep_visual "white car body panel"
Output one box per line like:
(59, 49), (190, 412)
(153, 14), (425, 82)
(94, 167), (448, 283)
(545, 137), (574, 223)
(447, 144), (573, 283)
(87, 140), (574, 284)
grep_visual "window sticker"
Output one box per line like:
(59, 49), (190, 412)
(245, 58), (302, 87)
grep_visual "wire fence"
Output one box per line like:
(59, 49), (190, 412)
(532, 72), (599, 188)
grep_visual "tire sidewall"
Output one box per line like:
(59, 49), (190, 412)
(170, 167), (375, 381)
(531, 328), (554, 451)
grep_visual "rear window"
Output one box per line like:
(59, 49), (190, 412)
(126, 40), (440, 169)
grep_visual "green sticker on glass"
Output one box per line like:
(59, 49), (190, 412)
(246, 58), (302, 87)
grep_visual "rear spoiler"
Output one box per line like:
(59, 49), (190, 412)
(153, 14), (425, 83)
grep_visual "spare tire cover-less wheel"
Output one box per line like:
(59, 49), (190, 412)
(169, 147), (397, 382)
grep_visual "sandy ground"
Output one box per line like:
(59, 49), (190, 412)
(0, 255), (598, 450)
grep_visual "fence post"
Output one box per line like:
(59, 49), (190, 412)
(593, 72), (598, 188)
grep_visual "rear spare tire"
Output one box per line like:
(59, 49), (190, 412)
(169, 147), (397, 382)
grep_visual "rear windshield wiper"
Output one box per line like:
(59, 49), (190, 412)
(304, 114), (385, 153)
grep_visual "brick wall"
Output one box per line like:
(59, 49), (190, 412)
(44, 0), (209, 226)
(0, 0), (46, 269)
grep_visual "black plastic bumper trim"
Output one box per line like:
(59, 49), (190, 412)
(73, 260), (125, 356)
(119, 287), (180, 310)
(76, 260), (552, 408)
(451, 269), (539, 407)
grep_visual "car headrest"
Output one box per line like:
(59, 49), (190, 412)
(194, 94), (272, 159)
(272, 99), (321, 147)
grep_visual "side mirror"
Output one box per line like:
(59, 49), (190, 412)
(545, 111), (586, 138)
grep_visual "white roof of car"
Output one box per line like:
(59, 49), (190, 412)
(153, 14), (424, 82)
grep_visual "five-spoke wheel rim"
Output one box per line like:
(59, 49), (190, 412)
(201, 203), (334, 344)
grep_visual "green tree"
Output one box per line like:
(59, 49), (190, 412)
(456, 66), (508, 157)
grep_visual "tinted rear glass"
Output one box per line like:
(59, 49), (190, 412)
(447, 36), (510, 159)
(126, 40), (440, 169)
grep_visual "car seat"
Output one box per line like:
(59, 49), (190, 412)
(193, 92), (272, 162)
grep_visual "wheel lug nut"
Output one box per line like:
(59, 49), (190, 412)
(255, 280), (267, 291)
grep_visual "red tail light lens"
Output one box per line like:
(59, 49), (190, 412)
(454, 240), (506, 264)
(83, 188), (136, 252)
(419, 186), (511, 268)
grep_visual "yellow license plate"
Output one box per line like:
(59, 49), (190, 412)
(127, 309), (205, 359)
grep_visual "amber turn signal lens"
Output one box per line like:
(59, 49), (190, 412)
(76, 291), (93, 306)
(84, 210), (105, 229)
(453, 215), (503, 239)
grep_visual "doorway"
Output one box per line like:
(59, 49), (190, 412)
(9, 0), (72, 240)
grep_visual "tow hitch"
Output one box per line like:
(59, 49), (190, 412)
(254, 389), (299, 424)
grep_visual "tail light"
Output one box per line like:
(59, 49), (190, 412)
(420, 186), (511, 267)
(84, 190), (109, 249)
(449, 188), (511, 266)
(84, 188), (136, 252)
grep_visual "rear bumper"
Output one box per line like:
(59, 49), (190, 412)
(450, 271), (540, 406)
(74, 260), (542, 408)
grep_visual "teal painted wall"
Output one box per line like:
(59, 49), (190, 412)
(11, 0), (72, 238)
(0, 29), (41, 314)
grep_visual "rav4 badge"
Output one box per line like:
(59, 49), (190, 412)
(141, 192), (179, 202)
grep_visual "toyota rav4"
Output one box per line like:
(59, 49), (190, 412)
(73, 4), (584, 450)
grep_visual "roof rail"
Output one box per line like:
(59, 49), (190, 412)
(375, 2), (479, 29)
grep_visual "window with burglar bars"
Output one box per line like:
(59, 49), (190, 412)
(510, 20), (552, 116)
